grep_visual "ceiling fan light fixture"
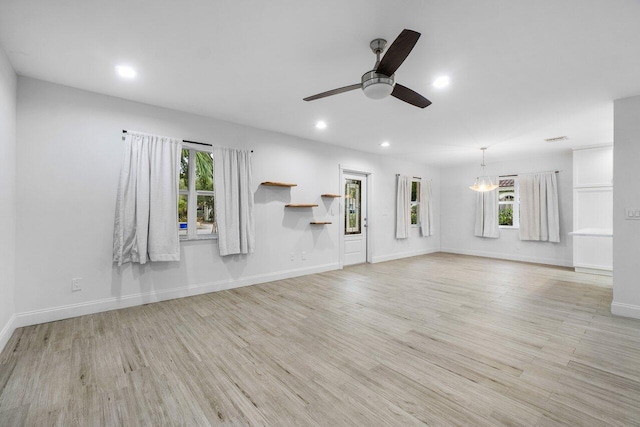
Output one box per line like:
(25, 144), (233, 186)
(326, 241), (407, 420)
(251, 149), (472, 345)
(361, 71), (395, 100)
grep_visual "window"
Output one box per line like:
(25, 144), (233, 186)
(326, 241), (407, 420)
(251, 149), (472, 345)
(179, 147), (216, 240)
(499, 177), (519, 228)
(411, 180), (420, 226)
(345, 178), (362, 234)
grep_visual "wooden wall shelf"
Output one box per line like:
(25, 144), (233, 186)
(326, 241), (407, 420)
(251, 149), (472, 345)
(310, 221), (332, 225)
(285, 204), (318, 208)
(261, 181), (297, 187)
(321, 194), (341, 198)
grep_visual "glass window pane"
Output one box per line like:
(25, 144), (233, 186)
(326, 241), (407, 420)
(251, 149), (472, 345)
(411, 203), (419, 225)
(411, 181), (419, 202)
(499, 179), (514, 202)
(179, 149), (189, 190)
(196, 195), (216, 235)
(345, 179), (361, 234)
(195, 151), (214, 192)
(499, 203), (513, 226)
(178, 194), (188, 236)
(499, 188), (514, 201)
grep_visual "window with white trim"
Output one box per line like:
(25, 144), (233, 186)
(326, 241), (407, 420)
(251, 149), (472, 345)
(179, 147), (217, 240)
(411, 179), (420, 226)
(498, 177), (519, 228)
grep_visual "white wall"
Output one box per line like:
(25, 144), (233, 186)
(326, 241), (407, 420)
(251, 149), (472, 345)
(440, 153), (573, 266)
(0, 45), (17, 350)
(612, 95), (640, 319)
(14, 77), (440, 326)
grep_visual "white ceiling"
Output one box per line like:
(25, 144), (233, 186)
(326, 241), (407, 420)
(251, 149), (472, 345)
(1, 0), (639, 166)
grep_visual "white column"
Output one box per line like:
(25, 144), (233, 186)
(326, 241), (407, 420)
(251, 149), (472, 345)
(613, 95), (640, 319)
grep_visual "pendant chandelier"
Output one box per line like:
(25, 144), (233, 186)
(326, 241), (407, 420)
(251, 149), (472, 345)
(469, 147), (499, 192)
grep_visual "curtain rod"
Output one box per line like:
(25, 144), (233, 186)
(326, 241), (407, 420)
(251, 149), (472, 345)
(396, 174), (432, 182)
(122, 130), (253, 153)
(499, 171), (560, 178)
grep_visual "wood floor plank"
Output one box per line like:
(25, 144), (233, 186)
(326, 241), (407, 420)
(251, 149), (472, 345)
(1, 253), (639, 426)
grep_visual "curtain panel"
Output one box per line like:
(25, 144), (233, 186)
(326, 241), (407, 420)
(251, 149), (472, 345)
(396, 175), (411, 239)
(420, 179), (433, 237)
(474, 178), (499, 238)
(113, 132), (181, 265)
(519, 172), (560, 243)
(213, 147), (255, 256)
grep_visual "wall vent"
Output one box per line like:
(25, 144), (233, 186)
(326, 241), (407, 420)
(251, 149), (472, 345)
(544, 136), (568, 142)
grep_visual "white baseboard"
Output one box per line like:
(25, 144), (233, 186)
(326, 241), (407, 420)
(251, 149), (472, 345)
(574, 266), (613, 276)
(611, 301), (640, 319)
(372, 248), (439, 264)
(0, 314), (17, 354)
(13, 263), (339, 329)
(440, 247), (572, 267)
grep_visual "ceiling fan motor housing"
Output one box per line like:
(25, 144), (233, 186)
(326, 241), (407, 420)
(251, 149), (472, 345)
(361, 70), (395, 100)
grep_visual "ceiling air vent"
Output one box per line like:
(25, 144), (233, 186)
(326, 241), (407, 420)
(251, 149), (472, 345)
(544, 136), (568, 142)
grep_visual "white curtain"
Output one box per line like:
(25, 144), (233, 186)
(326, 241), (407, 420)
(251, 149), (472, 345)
(113, 132), (181, 265)
(213, 147), (255, 256)
(519, 172), (560, 243)
(396, 175), (411, 239)
(474, 178), (499, 238)
(420, 180), (433, 237)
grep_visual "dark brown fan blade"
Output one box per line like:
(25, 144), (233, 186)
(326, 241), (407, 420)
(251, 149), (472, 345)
(303, 84), (361, 101)
(376, 29), (421, 77)
(391, 84), (432, 108)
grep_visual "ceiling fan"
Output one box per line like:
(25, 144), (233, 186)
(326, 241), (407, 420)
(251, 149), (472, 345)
(303, 29), (431, 109)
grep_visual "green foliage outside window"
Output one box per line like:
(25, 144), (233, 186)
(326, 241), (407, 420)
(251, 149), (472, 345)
(411, 181), (420, 225)
(195, 152), (213, 191)
(180, 149), (213, 191)
(179, 149), (215, 233)
(178, 195), (188, 222)
(411, 204), (418, 225)
(180, 150), (189, 190)
(499, 206), (513, 226)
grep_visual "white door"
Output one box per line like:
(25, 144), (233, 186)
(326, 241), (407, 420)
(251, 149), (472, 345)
(343, 173), (367, 265)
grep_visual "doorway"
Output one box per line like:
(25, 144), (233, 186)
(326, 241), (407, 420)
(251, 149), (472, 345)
(343, 171), (368, 266)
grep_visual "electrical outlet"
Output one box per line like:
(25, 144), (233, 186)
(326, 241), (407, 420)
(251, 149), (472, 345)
(71, 278), (82, 292)
(625, 208), (640, 220)
(290, 253), (295, 261)
(301, 251), (307, 261)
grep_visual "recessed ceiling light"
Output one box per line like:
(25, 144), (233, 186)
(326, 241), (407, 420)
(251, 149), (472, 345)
(433, 76), (450, 88)
(315, 121), (327, 129)
(116, 65), (137, 79)
(380, 141), (390, 148)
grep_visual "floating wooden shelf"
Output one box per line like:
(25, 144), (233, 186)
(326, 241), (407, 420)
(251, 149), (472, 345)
(321, 194), (341, 198)
(310, 221), (332, 225)
(285, 204), (318, 208)
(261, 181), (297, 187)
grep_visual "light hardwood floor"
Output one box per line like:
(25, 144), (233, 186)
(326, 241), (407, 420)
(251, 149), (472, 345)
(1, 253), (639, 426)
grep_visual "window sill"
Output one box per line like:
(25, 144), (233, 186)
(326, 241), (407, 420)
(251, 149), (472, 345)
(499, 226), (519, 230)
(180, 234), (218, 242)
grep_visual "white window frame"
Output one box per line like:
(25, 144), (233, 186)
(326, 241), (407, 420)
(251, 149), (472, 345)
(411, 179), (421, 227)
(179, 143), (217, 241)
(498, 177), (520, 229)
